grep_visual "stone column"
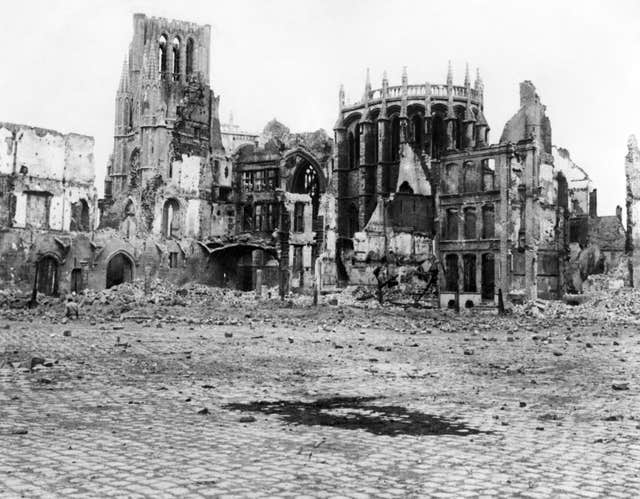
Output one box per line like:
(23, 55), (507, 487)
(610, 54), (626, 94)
(625, 135), (640, 286)
(376, 116), (388, 197)
(358, 119), (373, 229)
(334, 124), (348, 237)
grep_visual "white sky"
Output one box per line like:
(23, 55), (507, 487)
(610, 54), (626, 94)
(1, 0), (638, 215)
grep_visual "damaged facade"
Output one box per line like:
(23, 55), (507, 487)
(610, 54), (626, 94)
(0, 122), (97, 294)
(333, 67), (582, 305)
(0, 12), (627, 303)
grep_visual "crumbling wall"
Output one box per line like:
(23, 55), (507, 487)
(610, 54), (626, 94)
(625, 135), (640, 287)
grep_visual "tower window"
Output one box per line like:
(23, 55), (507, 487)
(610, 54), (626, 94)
(172, 37), (180, 80)
(159, 35), (168, 74)
(186, 38), (194, 75)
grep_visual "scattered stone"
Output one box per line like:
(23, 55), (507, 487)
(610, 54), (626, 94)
(239, 416), (256, 423)
(224, 332), (233, 338)
(29, 357), (45, 370)
(197, 407), (210, 415)
(463, 349), (474, 356)
(63, 330), (72, 337)
(603, 415), (624, 421)
(612, 383), (630, 391)
(519, 402), (527, 408)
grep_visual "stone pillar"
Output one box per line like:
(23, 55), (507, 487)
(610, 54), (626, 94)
(255, 269), (263, 298)
(625, 135), (640, 286)
(446, 118), (455, 151)
(279, 201), (291, 299)
(358, 119), (373, 229)
(334, 124), (348, 237)
(499, 151), (511, 296)
(376, 116), (388, 197)
(464, 121), (475, 150)
(424, 116), (432, 157)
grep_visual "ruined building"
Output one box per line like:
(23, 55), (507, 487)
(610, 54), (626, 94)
(334, 66), (571, 305)
(0, 12), (624, 302)
(97, 14), (331, 293)
(555, 146), (625, 292)
(0, 123), (97, 293)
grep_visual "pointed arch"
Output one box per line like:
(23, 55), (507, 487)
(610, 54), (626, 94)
(186, 38), (195, 75)
(158, 34), (168, 74)
(171, 36), (180, 79)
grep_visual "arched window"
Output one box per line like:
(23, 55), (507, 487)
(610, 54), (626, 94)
(462, 161), (477, 193)
(463, 207), (477, 239)
(412, 113), (423, 150)
(291, 160), (320, 220)
(162, 199), (180, 238)
(158, 35), (168, 74)
(482, 205), (495, 239)
(391, 115), (400, 161)
(129, 149), (140, 188)
(186, 38), (194, 75)
(172, 37), (180, 79)
(123, 99), (129, 130)
(431, 111), (447, 159)
(128, 101), (133, 130)
(347, 131), (355, 169)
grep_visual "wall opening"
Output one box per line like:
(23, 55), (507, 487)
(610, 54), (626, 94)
(162, 198), (180, 238)
(71, 268), (83, 293)
(463, 207), (477, 239)
(36, 256), (59, 296)
(445, 254), (459, 292)
(481, 253), (495, 300)
(463, 254), (477, 292)
(106, 252), (134, 289)
(171, 37), (180, 79)
(186, 38), (194, 75)
(482, 205), (495, 239)
(158, 35), (168, 75)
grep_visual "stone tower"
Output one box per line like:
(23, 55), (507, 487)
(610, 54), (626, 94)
(102, 13), (226, 240)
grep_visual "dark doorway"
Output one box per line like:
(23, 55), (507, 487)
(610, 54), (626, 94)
(71, 268), (83, 293)
(481, 253), (495, 300)
(106, 253), (133, 288)
(36, 256), (59, 296)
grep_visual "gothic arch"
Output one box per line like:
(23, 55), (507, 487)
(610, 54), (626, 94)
(283, 148), (327, 193)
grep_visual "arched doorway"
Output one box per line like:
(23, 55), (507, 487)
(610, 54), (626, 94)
(106, 252), (134, 288)
(36, 256), (59, 296)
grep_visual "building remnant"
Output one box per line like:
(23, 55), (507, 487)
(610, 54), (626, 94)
(0, 122), (97, 295)
(0, 13), (629, 305)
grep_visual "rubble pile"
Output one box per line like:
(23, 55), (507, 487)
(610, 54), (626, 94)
(0, 280), (301, 322)
(515, 287), (640, 323)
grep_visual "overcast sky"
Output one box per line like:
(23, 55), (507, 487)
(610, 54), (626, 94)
(1, 0), (638, 215)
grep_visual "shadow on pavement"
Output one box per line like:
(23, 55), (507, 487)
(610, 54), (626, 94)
(225, 396), (489, 437)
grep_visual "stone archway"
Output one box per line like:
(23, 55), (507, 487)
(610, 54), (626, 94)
(106, 252), (134, 288)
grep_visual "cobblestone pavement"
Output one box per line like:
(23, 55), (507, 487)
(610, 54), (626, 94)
(1, 304), (640, 498)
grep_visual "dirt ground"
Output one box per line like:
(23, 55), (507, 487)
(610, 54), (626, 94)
(1, 295), (640, 497)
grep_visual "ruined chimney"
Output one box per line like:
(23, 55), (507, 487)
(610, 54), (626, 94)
(616, 205), (623, 222)
(520, 80), (539, 107)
